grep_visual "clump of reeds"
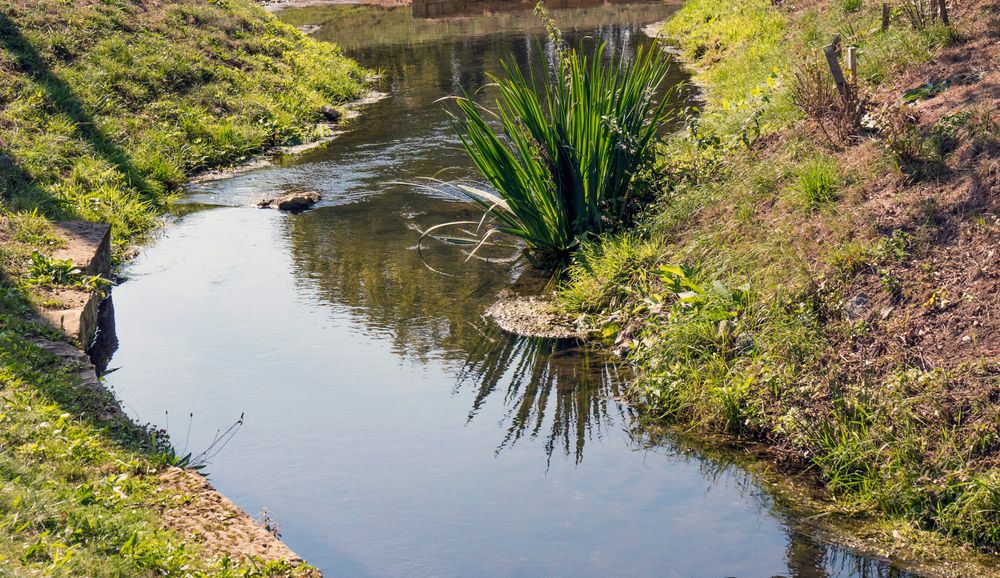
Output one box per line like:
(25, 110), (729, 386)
(448, 7), (674, 261)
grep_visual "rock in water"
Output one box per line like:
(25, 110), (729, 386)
(256, 191), (321, 212)
(320, 105), (342, 123)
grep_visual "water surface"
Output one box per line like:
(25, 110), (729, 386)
(104, 2), (914, 576)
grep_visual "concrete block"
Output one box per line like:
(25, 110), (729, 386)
(51, 221), (112, 279)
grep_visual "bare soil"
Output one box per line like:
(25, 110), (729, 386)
(157, 467), (319, 575)
(834, 0), (999, 378)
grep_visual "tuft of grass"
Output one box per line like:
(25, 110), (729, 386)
(796, 158), (840, 209)
(449, 8), (674, 259)
(842, 0), (863, 13)
(559, 234), (664, 313)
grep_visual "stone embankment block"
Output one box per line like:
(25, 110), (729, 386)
(38, 221), (112, 348)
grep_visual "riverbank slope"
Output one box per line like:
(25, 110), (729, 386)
(0, 0), (365, 574)
(560, 0), (999, 565)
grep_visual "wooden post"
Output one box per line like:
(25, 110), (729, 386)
(847, 47), (858, 83)
(824, 44), (848, 99)
(882, 2), (890, 30)
(939, 0), (949, 24)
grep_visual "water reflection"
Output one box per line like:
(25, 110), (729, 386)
(412, 0), (675, 20)
(286, 188), (627, 462)
(633, 429), (918, 578)
(458, 335), (628, 464)
(257, 1), (693, 464)
(286, 193), (518, 361)
(281, 0), (684, 50)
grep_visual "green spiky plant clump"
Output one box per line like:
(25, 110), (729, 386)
(448, 8), (674, 260)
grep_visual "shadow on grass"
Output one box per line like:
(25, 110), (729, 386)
(0, 265), (155, 457)
(0, 12), (159, 209)
(0, 13), (163, 455)
(0, 145), (62, 214)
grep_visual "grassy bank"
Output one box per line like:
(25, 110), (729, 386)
(0, 310), (316, 576)
(0, 0), (365, 257)
(0, 0), (365, 574)
(561, 0), (999, 561)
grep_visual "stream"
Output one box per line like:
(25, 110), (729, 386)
(102, 1), (914, 576)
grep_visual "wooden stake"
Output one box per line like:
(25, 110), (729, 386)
(847, 47), (858, 83)
(824, 44), (848, 99)
(939, 0), (949, 24)
(882, 2), (890, 31)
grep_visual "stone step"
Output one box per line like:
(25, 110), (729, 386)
(50, 221), (111, 278)
(38, 221), (113, 349)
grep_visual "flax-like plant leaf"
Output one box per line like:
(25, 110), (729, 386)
(447, 14), (674, 260)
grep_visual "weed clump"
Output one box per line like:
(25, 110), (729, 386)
(796, 158), (840, 209)
(873, 104), (948, 181)
(842, 0), (863, 13)
(789, 59), (865, 147)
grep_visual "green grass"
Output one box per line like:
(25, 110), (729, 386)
(842, 0), (863, 14)
(795, 157), (839, 209)
(659, 0), (792, 134)
(560, 0), (1000, 559)
(0, 0), (366, 257)
(658, 0), (959, 136)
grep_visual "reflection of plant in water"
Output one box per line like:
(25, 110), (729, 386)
(457, 330), (630, 464)
(288, 198), (631, 464)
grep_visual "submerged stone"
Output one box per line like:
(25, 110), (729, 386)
(257, 191), (322, 212)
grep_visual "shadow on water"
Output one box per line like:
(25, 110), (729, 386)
(87, 296), (119, 374)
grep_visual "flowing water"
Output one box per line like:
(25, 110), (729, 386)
(102, 1), (914, 576)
